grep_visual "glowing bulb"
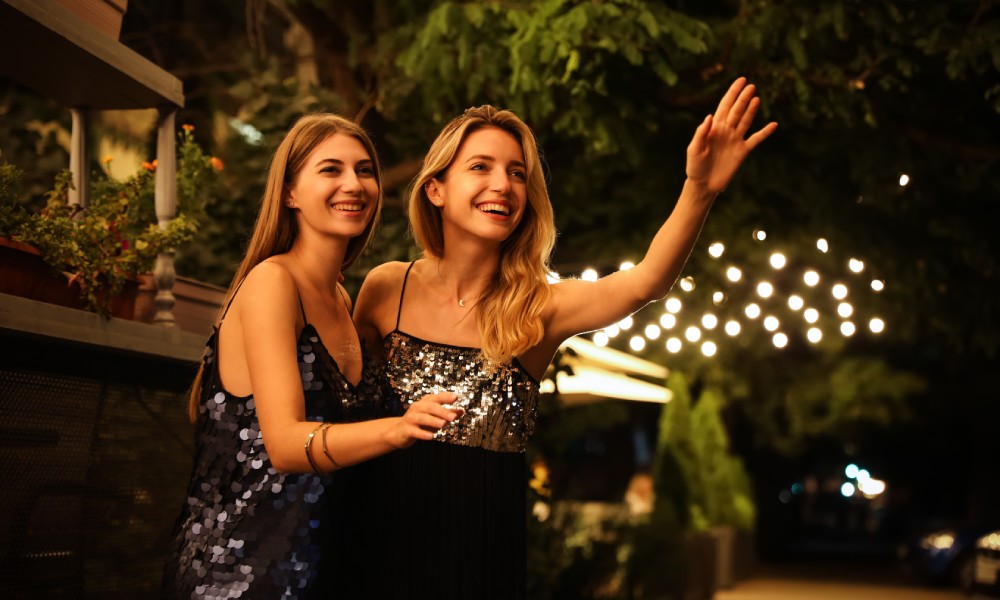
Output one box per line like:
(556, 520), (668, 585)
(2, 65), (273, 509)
(712, 291), (725, 305)
(753, 229), (767, 241)
(725, 321), (741, 336)
(772, 332), (788, 348)
(871, 279), (885, 292)
(685, 326), (702, 342)
(679, 276), (695, 292)
(605, 324), (620, 337)
(629, 335), (646, 351)
(849, 258), (864, 273)
(757, 281), (774, 298)
(665, 297), (682, 314)
(666, 338), (682, 353)
(581, 268), (599, 282)
(807, 327), (822, 343)
(841, 322), (856, 336)
(869, 318), (885, 333)
(702, 314), (718, 329)
(763, 316), (780, 331)
(788, 295), (804, 311)
(619, 261), (635, 271)
(644, 324), (661, 340)
(804, 270), (820, 286)
(547, 271), (561, 283)
(817, 238), (829, 253)
(745, 303), (761, 319)
(593, 331), (609, 346)
(770, 253), (787, 269)
(832, 283), (848, 300)
(841, 482), (856, 497)
(837, 302), (853, 318)
(726, 266), (743, 282)
(660, 313), (677, 329)
(899, 173), (910, 186)
(701, 341), (717, 357)
(804, 308), (819, 323)
(708, 242), (725, 258)
(845, 464), (859, 478)
(618, 316), (634, 330)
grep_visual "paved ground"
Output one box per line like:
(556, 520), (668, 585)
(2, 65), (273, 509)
(715, 562), (967, 600)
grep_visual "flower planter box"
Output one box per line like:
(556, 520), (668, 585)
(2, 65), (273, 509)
(54, 0), (129, 39)
(0, 237), (137, 319)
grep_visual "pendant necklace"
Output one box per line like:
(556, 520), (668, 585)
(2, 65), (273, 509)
(458, 299), (466, 307)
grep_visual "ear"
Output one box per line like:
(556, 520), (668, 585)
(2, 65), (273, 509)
(283, 188), (297, 209)
(424, 179), (445, 207)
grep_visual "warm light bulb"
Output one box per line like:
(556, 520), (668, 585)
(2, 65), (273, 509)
(685, 326), (702, 342)
(757, 281), (774, 298)
(726, 266), (743, 282)
(817, 238), (829, 253)
(849, 258), (864, 273)
(745, 303), (761, 319)
(712, 291), (725, 305)
(837, 302), (853, 318)
(679, 276), (695, 292)
(666, 338), (682, 353)
(869, 318), (885, 333)
(841, 322), (856, 336)
(832, 283), (848, 300)
(804, 270), (820, 286)
(660, 314), (677, 329)
(788, 295), (804, 311)
(581, 268), (598, 282)
(753, 229), (767, 241)
(871, 279), (885, 292)
(701, 341), (717, 357)
(725, 321), (741, 336)
(593, 331), (609, 346)
(618, 316), (634, 330)
(770, 253), (787, 269)
(772, 332), (788, 348)
(764, 316), (780, 332)
(708, 242), (725, 258)
(605, 324), (620, 337)
(807, 327), (822, 343)
(665, 297), (682, 314)
(804, 308), (819, 324)
(620, 261), (635, 271)
(644, 324), (661, 340)
(899, 173), (910, 187)
(629, 336), (646, 351)
(702, 314), (718, 329)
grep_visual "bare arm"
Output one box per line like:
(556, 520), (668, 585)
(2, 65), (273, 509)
(239, 263), (457, 474)
(544, 78), (778, 342)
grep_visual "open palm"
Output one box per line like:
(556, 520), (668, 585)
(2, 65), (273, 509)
(686, 77), (778, 194)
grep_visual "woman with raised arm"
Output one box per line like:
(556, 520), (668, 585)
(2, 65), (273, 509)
(352, 78), (777, 598)
(162, 114), (460, 599)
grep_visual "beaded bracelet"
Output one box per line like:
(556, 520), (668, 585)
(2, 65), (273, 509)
(304, 422), (326, 474)
(320, 423), (342, 470)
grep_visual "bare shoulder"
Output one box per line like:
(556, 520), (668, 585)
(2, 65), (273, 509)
(235, 259), (298, 314)
(360, 261), (411, 294)
(355, 261), (410, 333)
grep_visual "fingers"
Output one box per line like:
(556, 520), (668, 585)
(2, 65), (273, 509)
(688, 114), (712, 155)
(746, 121), (779, 150)
(713, 77), (747, 124)
(735, 96), (760, 135)
(422, 392), (460, 405)
(728, 84), (757, 129)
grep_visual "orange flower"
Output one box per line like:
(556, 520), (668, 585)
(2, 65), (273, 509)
(102, 155), (114, 164)
(182, 124), (195, 132)
(142, 159), (158, 172)
(209, 156), (224, 171)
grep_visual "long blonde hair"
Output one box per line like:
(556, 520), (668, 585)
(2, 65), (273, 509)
(187, 113), (384, 421)
(409, 106), (556, 365)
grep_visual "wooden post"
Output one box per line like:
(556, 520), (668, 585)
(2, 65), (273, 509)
(68, 107), (90, 208)
(153, 106), (177, 326)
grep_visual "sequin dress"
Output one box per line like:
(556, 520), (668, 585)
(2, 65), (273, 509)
(163, 286), (369, 599)
(366, 262), (540, 599)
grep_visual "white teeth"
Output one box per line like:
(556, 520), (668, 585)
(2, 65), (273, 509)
(334, 203), (362, 211)
(479, 203), (510, 215)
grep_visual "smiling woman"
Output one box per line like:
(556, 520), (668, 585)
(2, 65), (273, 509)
(352, 78), (777, 599)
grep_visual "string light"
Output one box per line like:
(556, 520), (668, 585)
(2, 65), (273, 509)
(804, 270), (820, 286)
(817, 238), (829, 253)
(807, 327), (822, 343)
(726, 266), (743, 282)
(804, 308), (819, 324)
(702, 314), (718, 329)
(644, 324), (661, 340)
(832, 283), (848, 300)
(593, 331), (609, 346)
(685, 326), (702, 342)
(629, 335), (646, 351)
(788, 295), (804, 310)
(725, 321), (741, 336)
(708, 242), (725, 258)
(745, 303), (761, 319)
(660, 314), (677, 329)
(849, 259), (864, 273)
(618, 316), (634, 330)
(712, 291), (726, 305)
(757, 281), (774, 298)
(871, 279), (885, 292)
(665, 297), (682, 314)
(754, 229), (767, 241)
(770, 253), (787, 269)
(620, 261), (635, 271)
(666, 338), (682, 353)
(605, 324), (620, 337)
(763, 316), (780, 332)
(582, 268), (598, 282)
(701, 341), (718, 357)
(869, 318), (885, 333)
(837, 302), (854, 318)
(840, 322), (856, 336)
(773, 333), (788, 348)
(679, 276), (696, 292)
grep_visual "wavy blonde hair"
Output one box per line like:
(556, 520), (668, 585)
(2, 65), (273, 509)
(409, 106), (555, 365)
(187, 113), (383, 420)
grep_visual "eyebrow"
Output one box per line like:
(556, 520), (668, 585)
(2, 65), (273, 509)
(315, 157), (373, 166)
(464, 154), (526, 169)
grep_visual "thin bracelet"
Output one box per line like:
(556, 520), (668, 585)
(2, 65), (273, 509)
(304, 422), (326, 474)
(320, 423), (342, 470)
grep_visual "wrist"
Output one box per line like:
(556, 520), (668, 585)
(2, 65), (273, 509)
(681, 178), (718, 206)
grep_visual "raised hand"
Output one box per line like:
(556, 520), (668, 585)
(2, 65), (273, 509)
(388, 392), (463, 448)
(686, 77), (778, 195)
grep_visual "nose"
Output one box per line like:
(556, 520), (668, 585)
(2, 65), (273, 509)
(489, 168), (511, 195)
(341, 168), (362, 193)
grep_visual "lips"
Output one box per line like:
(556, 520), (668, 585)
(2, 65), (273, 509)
(331, 200), (365, 212)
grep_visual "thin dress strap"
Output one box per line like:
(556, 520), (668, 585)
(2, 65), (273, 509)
(218, 277), (248, 325)
(395, 261), (416, 330)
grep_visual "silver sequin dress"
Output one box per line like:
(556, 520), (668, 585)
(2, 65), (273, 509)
(364, 262), (540, 599)
(163, 291), (369, 599)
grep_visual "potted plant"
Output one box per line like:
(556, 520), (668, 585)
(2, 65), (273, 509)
(0, 125), (219, 318)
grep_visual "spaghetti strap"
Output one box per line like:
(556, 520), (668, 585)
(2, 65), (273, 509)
(336, 285), (352, 314)
(218, 277), (248, 324)
(295, 289), (308, 323)
(395, 261), (416, 330)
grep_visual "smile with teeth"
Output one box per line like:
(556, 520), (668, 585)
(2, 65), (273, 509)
(332, 202), (364, 212)
(478, 203), (510, 216)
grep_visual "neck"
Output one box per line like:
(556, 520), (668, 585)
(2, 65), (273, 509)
(434, 244), (500, 307)
(286, 231), (348, 295)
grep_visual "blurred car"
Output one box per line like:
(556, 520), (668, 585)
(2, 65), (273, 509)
(973, 529), (1000, 598)
(900, 523), (995, 594)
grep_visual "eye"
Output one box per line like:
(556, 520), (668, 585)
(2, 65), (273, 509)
(470, 163), (487, 172)
(357, 165), (375, 177)
(320, 166), (340, 174)
(510, 169), (526, 181)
